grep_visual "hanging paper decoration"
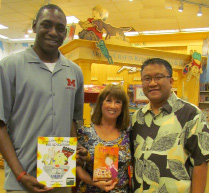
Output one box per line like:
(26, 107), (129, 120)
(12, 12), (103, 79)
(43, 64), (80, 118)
(183, 51), (203, 84)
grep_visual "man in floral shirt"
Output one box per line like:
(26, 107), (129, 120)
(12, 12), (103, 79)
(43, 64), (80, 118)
(131, 58), (209, 192)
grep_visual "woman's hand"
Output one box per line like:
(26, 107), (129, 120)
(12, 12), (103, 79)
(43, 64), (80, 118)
(76, 146), (88, 167)
(93, 180), (117, 192)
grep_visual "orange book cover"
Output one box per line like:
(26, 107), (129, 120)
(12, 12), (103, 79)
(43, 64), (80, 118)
(93, 145), (119, 182)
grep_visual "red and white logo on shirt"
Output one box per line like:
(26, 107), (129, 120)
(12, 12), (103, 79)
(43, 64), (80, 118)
(66, 78), (76, 90)
(67, 79), (75, 87)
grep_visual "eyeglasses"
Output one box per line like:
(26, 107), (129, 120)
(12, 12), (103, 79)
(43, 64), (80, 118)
(141, 75), (171, 84)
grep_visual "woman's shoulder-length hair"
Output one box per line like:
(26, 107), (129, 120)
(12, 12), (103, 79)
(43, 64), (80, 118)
(91, 84), (130, 131)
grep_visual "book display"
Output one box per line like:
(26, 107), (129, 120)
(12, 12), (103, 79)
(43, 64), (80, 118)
(37, 137), (77, 187)
(200, 83), (209, 103)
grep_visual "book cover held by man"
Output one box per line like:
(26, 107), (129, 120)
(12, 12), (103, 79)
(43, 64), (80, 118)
(93, 145), (119, 182)
(37, 137), (77, 187)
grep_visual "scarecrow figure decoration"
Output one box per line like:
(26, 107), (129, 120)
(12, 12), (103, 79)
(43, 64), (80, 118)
(78, 5), (113, 64)
(183, 51), (203, 84)
(78, 5), (108, 41)
(78, 5), (131, 64)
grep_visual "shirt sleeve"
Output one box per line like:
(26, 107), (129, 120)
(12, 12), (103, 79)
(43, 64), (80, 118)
(185, 109), (209, 166)
(0, 63), (15, 124)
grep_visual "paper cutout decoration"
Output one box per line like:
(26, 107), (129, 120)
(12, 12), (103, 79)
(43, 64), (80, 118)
(183, 51), (203, 84)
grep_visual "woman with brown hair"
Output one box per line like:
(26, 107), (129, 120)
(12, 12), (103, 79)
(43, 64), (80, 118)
(77, 84), (131, 193)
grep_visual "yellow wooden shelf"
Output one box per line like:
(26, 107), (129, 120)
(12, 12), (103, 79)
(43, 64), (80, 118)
(59, 39), (191, 69)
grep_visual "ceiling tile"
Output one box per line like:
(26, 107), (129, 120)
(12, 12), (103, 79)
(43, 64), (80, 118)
(0, 0), (209, 39)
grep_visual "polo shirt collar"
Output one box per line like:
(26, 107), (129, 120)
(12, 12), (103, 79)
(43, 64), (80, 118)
(142, 92), (177, 115)
(25, 46), (70, 68)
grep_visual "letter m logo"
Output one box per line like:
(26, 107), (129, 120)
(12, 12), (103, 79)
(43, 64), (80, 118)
(67, 79), (75, 87)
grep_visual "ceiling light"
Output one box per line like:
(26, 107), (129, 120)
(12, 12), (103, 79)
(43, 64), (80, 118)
(129, 0), (133, 1)
(165, 6), (173, 10)
(24, 34), (29, 38)
(10, 38), (35, 42)
(0, 24), (8, 29)
(165, 0), (173, 9)
(197, 6), (202, 16)
(28, 29), (33, 33)
(181, 27), (209, 32)
(124, 31), (139, 36)
(176, 0), (209, 16)
(0, 34), (9, 39)
(178, 2), (183, 12)
(142, 29), (179, 35)
(74, 35), (79, 39)
(66, 16), (79, 24)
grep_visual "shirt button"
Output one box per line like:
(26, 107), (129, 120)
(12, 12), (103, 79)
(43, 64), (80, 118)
(53, 112), (56, 115)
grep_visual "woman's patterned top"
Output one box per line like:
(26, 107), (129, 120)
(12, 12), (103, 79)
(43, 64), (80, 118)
(77, 123), (131, 193)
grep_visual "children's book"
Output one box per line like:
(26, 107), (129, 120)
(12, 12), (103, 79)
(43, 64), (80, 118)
(93, 145), (119, 182)
(37, 137), (77, 187)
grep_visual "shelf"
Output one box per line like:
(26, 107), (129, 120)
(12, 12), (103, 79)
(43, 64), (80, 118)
(200, 91), (209, 93)
(84, 85), (105, 103)
(199, 102), (209, 104)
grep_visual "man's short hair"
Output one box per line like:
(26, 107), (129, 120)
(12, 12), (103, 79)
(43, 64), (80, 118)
(141, 58), (173, 77)
(35, 4), (66, 21)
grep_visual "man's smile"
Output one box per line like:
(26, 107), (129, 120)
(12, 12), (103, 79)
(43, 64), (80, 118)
(148, 89), (160, 92)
